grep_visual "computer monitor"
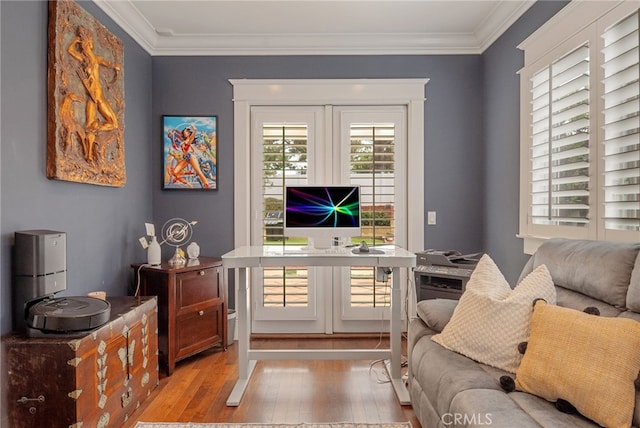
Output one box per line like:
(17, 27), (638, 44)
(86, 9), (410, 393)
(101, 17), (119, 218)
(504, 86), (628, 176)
(284, 185), (361, 249)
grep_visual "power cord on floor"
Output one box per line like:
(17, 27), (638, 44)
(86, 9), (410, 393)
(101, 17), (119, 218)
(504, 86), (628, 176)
(369, 359), (391, 383)
(369, 271), (412, 385)
(368, 356), (408, 384)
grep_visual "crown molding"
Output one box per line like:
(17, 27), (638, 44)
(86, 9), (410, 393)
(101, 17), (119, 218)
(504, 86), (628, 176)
(476, 0), (536, 52)
(93, 0), (533, 56)
(92, 0), (158, 54)
(150, 32), (485, 56)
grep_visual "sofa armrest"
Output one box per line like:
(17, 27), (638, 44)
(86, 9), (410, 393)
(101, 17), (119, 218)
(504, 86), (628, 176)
(416, 298), (458, 333)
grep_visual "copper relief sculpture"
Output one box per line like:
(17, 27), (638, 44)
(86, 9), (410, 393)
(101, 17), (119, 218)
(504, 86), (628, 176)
(47, 0), (125, 186)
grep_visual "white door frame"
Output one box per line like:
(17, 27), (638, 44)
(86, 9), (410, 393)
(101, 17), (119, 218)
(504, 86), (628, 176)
(230, 79), (427, 327)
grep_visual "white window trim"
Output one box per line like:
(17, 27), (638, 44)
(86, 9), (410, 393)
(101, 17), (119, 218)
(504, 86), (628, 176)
(518, 0), (640, 254)
(230, 79), (428, 254)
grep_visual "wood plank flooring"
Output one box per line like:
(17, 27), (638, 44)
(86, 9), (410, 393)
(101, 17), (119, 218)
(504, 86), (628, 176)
(124, 336), (420, 427)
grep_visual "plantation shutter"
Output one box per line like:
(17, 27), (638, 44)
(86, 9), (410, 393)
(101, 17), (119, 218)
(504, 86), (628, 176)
(349, 123), (396, 307)
(350, 123), (396, 241)
(601, 12), (640, 232)
(262, 123), (309, 307)
(530, 43), (591, 227)
(520, 1), (640, 248)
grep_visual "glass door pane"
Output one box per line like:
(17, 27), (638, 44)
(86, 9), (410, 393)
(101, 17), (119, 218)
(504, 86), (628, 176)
(350, 122), (396, 309)
(262, 123), (310, 308)
(334, 107), (407, 332)
(251, 107), (327, 334)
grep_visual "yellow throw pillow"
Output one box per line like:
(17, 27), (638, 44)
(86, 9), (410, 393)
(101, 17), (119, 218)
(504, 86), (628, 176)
(431, 254), (555, 373)
(515, 301), (640, 428)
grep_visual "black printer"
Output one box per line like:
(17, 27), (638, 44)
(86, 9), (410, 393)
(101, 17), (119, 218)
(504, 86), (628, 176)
(414, 250), (481, 301)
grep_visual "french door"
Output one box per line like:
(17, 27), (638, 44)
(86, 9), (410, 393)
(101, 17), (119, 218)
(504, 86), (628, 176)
(231, 79), (426, 335)
(251, 107), (326, 333)
(249, 106), (407, 333)
(333, 107), (407, 332)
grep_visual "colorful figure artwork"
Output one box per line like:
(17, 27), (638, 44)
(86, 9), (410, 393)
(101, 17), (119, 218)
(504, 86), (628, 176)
(47, 0), (125, 187)
(163, 116), (218, 190)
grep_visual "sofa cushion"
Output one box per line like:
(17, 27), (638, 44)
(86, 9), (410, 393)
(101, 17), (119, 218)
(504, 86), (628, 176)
(556, 286), (624, 317)
(515, 301), (640, 428)
(531, 238), (640, 308)
(448, 389), (542, 428)
(432, 254), (555, 373)
(416, 298), (458, 333)
(410, 329), (506, 418)
(508, 392), (602, 427)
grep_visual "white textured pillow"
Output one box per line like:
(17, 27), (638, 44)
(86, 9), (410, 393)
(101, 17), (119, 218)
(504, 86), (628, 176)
(431, 254), (556, 373)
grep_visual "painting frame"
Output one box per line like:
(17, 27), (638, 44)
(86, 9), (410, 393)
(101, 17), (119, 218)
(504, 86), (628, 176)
(163, 115), (218, 190)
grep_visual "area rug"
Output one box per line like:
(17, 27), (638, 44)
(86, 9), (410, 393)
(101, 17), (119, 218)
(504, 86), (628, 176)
(135, 422), (412, 428)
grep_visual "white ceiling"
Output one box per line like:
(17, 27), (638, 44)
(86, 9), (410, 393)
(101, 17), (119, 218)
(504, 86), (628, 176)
(92, 0), (536, 56)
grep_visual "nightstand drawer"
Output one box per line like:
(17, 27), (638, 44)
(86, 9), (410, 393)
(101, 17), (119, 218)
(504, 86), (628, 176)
(176, 304), (223, 357)
(177, 267), (220, 309)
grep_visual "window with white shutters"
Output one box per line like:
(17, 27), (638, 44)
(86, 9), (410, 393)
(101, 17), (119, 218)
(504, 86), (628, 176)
(601, 12), (640, 233)
(529, 44), (591, 228)
(519, 1), (639, 249)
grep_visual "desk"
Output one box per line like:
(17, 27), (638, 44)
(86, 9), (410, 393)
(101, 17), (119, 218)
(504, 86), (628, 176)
(222, 245), (416, 406)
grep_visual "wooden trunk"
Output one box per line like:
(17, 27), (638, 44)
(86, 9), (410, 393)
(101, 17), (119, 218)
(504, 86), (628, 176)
(2, 296), (158, 428)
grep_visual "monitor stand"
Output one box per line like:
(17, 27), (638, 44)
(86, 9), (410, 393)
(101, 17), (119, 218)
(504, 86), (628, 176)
(307, 236), (333, 250)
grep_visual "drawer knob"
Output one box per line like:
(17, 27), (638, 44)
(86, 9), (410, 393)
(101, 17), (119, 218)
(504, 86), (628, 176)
(199, 271), (205, 276)
(199, 310), (204, 316)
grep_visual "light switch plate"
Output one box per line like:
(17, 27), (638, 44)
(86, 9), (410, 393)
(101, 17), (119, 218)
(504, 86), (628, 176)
(427, 211), (436, 225)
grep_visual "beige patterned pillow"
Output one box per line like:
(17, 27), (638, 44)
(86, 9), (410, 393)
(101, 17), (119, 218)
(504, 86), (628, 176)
(431, 254), (556, 373)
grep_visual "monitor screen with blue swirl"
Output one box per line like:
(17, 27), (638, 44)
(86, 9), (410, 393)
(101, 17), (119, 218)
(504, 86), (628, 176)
(284, 186), (361, 248)
(285, 186), (360, 228)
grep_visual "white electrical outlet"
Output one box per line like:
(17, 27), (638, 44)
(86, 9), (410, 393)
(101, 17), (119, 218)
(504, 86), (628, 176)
(427, 211), (437, 225)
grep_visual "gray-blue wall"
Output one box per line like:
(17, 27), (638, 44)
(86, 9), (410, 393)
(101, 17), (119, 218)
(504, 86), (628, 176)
(150, 55), (485, 311)
(0, 0), (567, 334)
(0, 0), (153, 334)
(482, 0), (570, 283)
(150, 55), (486, 260)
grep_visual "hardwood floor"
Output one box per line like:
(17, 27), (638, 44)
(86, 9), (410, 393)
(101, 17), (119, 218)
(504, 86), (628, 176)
(125, 336), (420, 427)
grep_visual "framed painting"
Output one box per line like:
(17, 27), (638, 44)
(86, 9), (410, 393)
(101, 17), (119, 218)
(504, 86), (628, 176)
(47, 0), (125, 187)
(163, 116), (218, 190)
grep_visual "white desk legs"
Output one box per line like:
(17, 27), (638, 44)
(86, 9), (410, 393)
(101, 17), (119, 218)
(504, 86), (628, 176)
(226, 267), (256, 406)
(225, 263), (411, 406)
(389, 266), (410, 405)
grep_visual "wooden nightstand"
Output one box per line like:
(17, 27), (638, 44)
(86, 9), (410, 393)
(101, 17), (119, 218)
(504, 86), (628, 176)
(133, 257), (226, 375)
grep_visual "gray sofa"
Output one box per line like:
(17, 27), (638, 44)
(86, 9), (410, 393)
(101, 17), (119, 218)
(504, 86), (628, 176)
(407, 238), (640, 427)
